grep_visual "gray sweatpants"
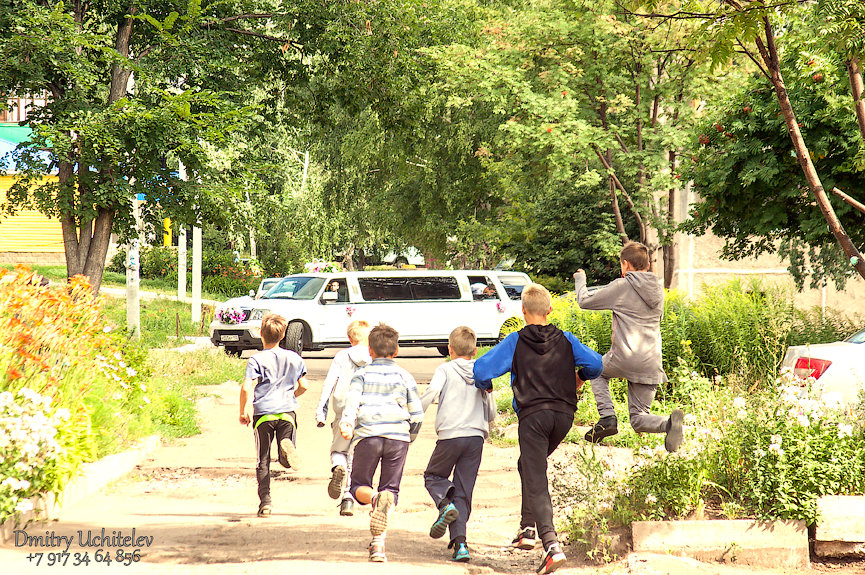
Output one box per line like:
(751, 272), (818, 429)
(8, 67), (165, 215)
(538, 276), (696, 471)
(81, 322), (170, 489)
(591, 375), (668, 433)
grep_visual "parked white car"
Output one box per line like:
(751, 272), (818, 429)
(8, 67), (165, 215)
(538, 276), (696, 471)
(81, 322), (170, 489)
(780, 327), (865, 405)
(209, 270), (530, 356)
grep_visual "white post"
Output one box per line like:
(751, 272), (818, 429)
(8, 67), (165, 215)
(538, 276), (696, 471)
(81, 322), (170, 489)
(126, 196), (141, 339)
(178, 161), (188, 300)
(301, 150), (309, 193)
(192, 223), (202, 325)
(177, 226), (187, 299)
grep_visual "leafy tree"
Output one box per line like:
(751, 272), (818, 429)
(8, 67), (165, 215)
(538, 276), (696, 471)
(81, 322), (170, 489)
(684, 42), (865, 289)
(627, 0), (865, 283)
(425, 0), (712, 285)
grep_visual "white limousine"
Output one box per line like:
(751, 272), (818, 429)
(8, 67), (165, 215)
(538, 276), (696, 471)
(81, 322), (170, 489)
(209, 270), (531, 356)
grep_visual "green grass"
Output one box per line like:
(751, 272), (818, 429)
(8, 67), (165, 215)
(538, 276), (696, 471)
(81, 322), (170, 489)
(148, 347), (245, 388)
(28, 264), (225, 301)
(100, 297), (216, 349)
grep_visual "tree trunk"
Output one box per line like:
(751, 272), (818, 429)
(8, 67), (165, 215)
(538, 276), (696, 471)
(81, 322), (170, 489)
(594, 148), (647, 243)
(664, 150), (678, 289)
(609, 176), (629, 244)
(756, 21), (865, 281)
(845, 56), (865, 143)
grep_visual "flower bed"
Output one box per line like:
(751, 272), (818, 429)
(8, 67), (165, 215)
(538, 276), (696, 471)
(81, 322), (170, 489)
(0, 267), (198, 524)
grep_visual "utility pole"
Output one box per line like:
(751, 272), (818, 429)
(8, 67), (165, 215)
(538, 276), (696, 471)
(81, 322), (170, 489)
(192, 224), (202, 324)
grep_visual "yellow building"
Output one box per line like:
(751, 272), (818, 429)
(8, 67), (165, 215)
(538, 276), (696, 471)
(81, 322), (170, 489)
(0, 126), (65, 264)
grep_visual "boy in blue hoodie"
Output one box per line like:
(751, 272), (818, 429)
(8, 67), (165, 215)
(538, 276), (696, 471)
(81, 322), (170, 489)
(420, 326), (496, 563)
(474, 284), (603, 575)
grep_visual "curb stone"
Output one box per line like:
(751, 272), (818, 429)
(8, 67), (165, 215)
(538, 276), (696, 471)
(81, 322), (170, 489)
(631, 519), (809, 569)
(815, 495), (865, 557)
(0, 435), (161, 544)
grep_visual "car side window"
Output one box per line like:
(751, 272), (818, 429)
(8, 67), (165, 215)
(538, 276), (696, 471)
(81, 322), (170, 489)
(498, 274), (529, 300)
(324, 279), (349, 303)
(358, 277), (461, 301)
(468, 275), (498, 301)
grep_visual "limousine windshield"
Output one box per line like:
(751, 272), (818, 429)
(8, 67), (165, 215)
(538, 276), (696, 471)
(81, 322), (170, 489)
(264, 276), (326, 300)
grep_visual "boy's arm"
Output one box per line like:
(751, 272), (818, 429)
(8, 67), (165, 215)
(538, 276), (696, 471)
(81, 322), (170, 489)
(339, 372), (364, 438)
(239, 377), (255, 425)
(564, 332), (604, 381)
(315, 354), (344, 423)
(573, 270), (627, 311)
(420, 365), (447, 412)
(405, 375), (424, 441)
(472, 332), (519, 390)
(295, 375), (309, 397)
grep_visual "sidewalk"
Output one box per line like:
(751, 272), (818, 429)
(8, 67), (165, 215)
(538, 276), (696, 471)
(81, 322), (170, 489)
(0, 373), (823, 574)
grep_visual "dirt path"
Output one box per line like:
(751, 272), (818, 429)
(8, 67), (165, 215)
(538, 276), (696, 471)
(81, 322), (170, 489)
(0, 349), (848, 574)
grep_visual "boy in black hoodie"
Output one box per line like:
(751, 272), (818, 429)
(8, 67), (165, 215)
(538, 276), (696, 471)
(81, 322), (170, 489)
(473, 283), (603, 575)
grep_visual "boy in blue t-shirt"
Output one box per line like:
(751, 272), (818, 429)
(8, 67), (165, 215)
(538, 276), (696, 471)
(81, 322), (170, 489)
(239, 312), (309, 517)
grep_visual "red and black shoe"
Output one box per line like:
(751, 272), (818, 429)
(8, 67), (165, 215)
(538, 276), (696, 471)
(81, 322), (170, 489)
(536, 543), (566, 574)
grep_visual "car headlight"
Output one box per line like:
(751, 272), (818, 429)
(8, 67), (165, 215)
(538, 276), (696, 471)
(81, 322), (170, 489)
(249, 308), (266, 321)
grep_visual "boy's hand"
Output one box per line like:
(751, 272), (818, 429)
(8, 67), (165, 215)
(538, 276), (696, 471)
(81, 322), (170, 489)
(239, 411), (251, 426)
(315, 415), (326, 428)
(339, 421), (353, 440)
(573, 269), (586, 279)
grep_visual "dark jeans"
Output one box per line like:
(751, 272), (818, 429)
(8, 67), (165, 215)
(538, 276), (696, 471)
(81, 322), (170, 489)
(253, 413), (296, 506)
(518, 409), (573, 549)
(424, 436), (484, 544)
(350, 436), (410, 505)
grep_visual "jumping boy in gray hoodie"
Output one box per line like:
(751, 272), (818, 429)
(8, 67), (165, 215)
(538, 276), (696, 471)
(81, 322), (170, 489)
(420, 326), (496, 563)
(573, 241), (684, 452)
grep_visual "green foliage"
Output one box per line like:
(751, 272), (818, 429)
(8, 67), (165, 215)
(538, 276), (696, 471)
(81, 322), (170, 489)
(100, 297), (215, 349)
(551, 280), (859, 385)
(683, 37), (865, 290)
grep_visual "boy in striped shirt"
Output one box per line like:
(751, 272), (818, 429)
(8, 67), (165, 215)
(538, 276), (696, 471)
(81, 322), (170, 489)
(339, 323), (423, 563)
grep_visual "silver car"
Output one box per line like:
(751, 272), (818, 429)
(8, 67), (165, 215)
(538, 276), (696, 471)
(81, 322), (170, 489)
(781, 327), (865, 405)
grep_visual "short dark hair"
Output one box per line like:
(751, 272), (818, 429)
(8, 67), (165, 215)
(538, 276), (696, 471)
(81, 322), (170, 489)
(369, 323), (399, 357)
(620, 241), (649, 271)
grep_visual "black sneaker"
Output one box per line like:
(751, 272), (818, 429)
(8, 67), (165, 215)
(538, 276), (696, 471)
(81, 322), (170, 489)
(536, 543), (566, 574)
(511, 526), (536, 550)
(339, 497), (355, 516)
(584, 416), (618, 443)
(665, 409), (684, 453)
(328, 465), (346, 499)
(277, 438), (301, 469)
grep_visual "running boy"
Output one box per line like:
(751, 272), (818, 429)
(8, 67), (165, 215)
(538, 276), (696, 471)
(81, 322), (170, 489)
(573, 241), (684, 453)
(315, 319), (372, 516)
(420, 326), (496, 563)
(339, 323), (423, 563)
(239, 312), (308, 517)
(474, 284), (603, 575)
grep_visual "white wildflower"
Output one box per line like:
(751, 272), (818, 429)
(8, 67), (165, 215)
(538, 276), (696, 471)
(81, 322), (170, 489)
(126, 367), (137, 377)
(797, 414), (810, 427)
(838, 424), (854, 438)
(684, 413), (697, 425)
(732, 397), (746, 409)
(142, 396), (150, 405)
(103, 326), (113, 333)
(737, 410), (747, 419)
(114, 352), (123, 360)
(769, 443), (784, 456)
(754, 448), (766, 458)
(771, 434), (783, 446)
(15, 499), (34, 513)
(645, 493), (658, 505)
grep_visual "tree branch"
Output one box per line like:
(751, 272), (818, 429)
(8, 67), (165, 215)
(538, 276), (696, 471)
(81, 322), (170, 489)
(218, 13), (282, 23)
(736, 39), (772, 82)
(832, 187), (865, 216)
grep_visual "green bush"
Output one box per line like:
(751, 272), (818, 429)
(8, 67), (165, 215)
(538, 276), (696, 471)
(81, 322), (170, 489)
(532, 274), (573, 295)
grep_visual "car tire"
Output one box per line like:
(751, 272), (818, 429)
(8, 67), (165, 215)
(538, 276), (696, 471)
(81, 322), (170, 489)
(499, 317), (525, 341)
(283, 321), (304, 355)
(224, 346), (241, 357)
(394, 256), (408, 268)
(436, 345), (450, 357)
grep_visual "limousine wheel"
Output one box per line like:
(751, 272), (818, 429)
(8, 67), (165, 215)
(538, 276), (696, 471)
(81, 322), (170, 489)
(224, 346), (241, 357)
(283, 321), (304, 355)
(436, 345), (450, 357)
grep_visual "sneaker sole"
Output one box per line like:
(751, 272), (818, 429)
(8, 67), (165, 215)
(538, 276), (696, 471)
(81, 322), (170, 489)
(370, 491), (394, 536)
(513, 538), (536, 550)
(339, 502), (354, 517)
(257, 506), (271, 518)
(584, 426), (618, 443)
(665, 409), (684, 453)
(328, 466), (346, 499)
(429, 505), (459, 539)
(452, 554), (470, 563)
(538, 552), (566, 574)
(369, 554), (387, 563)
(278, 438), (301, 470)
